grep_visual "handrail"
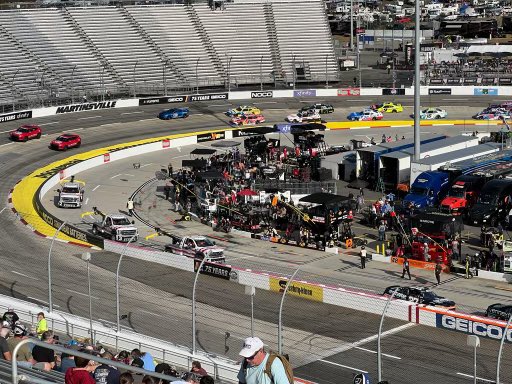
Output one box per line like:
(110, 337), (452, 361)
(12, 338), (180, 384)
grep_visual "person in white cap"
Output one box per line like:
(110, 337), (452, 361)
(237, 337), (291, 384)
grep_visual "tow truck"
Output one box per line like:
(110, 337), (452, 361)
(57, 176), (85, 208)
(90, 207), (138, 242)
(156, 228), (225, 263)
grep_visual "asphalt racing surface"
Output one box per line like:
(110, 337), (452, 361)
(1, 95), (512, 384)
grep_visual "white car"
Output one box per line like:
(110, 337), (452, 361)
(347, 109), (384, 121)
(419, 107), (448, 120)
(286, 110), (321, 123)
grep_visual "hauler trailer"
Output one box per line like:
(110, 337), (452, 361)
(409, 143), (501, 184)
(379, 136), (479, 188)
(438, 148), (512, 179)
(355, 134), (445, 183)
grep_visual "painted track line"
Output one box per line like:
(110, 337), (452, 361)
(318, 360), (368, 373)
(456, 372), (495, 383)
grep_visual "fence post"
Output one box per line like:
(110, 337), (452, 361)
(496, 314), (512, 384)
(48, 221), (67, 313)
(377, 288), (398, 382)
(278, 266), (301, 354)
(192, 256), (208, 355)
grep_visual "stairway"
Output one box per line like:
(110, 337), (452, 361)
(263, 3), (285, 84)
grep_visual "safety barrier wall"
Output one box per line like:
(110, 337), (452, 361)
(0, 295), (240, 382)
(1, 85), (511, 124)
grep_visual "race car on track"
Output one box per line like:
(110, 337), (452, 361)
(370, 102), (404, 113)
(225, 105), (261, 117)
(383, 285), (456, 309)
(300, 103), (334, 114)
(229, 114), (266, 126)
(347, 109), (384, 121)
(286, 110), (321, 123)
(158, 107), (189, 120)
(417, 107), (448, 120)
(50, 134), (82, 151)
(473, 108), (511, 120)
(9, 124), (42, 142)
(485, 303), (512, 320)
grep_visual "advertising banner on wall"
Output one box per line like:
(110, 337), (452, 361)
(428, 88), (452, 95)
(382, 88), (406, 96)
(474, 88), (499, 96)
(436, 313), (512, 343)
(55, 101), (117, 114)
(0, 110), (32, 123)
(196, 131), (226, 142)
(337, 88), (361, 96)
(269, 277), (324, 302)
(293, 89), (317, 97)
(251, 91), (273, 98)
(188, 93), (228, 102)
(138, 96), (187, 106)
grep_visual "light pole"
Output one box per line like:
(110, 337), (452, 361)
(496, 315), (512, 383)
(467, 335), (480, 384)
(116, 234), (138, 338)
(196, 58), (200, 95)
(192, 256), (208, 355)
(350, 0), (354, 50)
(11, 69), (19, 112)
(413, 0), (421, 161)
(133, 60), (139, 98)
(277, 266), (300, 355)
(377, 288), (397, 382)
(48, 221), (67, 313)
(357, 34), (362, 88)
(71, 65), (77, 104)
(81, 252), (94, 345)
(260, 55), (264, 91)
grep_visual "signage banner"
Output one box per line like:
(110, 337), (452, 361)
(429, 79), (444, 85)
(474, 88), (498, 96)
(337, 88), (361, 96)
(269, 277), (323, 302)
(0, 110), (32, 124)
(188, 93), (228, 102)
(382, 88), (406, 96)
(293, 89), (316, 97)
(138, 96), (187, 106)
(194, 261), (233, 280)
(251, 91), (273, 99)
(436, 313), (512, 342)
(56, 101), (117, 114)
(428, 88), (451, 95)
(196, 131), (225, 142)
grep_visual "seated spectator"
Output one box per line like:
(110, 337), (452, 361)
(60, 345), (79, 373)
(131, 348), (155, 372)
(131, 358), (145, 384)
(93, 350), (120, 384)
(173, 372), (200, 384)
(0, 322), (12, 361)
(32, 330), (57, 371)
(120, 372), (135, 384)
(191, 361), (207, 377)
(7, 323), (36, 368)
(200, 376), (214, 384)
(64, 349), (96, 384)
(155, 363), (179, 384)
(142, 376), (158, 384)
(116, 350), (132, 366)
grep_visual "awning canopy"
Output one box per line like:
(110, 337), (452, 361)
(459, 45), (512, 57)
(299, 192), (350, 205)
(182, 159), (207, 168)
(211, 140), (242, 148)
(190, 148), (216, 155)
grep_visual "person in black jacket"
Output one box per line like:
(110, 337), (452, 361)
(401, 257), (411, 280)
(2, 308), (19, 331)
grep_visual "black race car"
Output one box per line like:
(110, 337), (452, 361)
(485, 303), (512, 320)
(300, 103), (334, 114)
(383, 286), (456, 309)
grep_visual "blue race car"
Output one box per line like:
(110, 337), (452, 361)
(158, 108), (189, 120)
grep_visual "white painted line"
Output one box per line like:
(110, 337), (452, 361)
(0, 129), (13, 134)
(121, 111), (144, 115)
(207, 103), (231, 107)
(0, 207), (6, 214)
(78, 115), (102, 120)
(140, 163), (153, 168)
(346, 99), (373, 102)
(0, 142), (14, 147)
(65, 128), (83, 132)
(258, 101), (278, 104)
(139, 309), (167, 318)
(11, 270), (40, 280)
(319, 360), (368, 373)
(456, 373), (495, 383)
(67, 289), (100, 300)
(442, 98), (468, 101)
(110, 174), (122, 179)
(85, 197), (89, 205)
(171, 154), (189, 159)
(354, 346), (401, 360)
(39, 122), (60, 126)
(92, 185), (101, 192)
(124, 174), (135, 177)
(265, 108), (289, 111)
(194, 113), (204, 116)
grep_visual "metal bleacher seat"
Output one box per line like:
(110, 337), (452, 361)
(0, 357), (65, 384)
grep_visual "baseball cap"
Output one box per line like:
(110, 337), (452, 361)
(1, 321), (10, 329)
(239, 337), (264, 358)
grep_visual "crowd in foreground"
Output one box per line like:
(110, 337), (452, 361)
(0, 309), (214, 384)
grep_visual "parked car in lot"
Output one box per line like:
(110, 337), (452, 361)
(158, 107), (189, 120)
(50, 134), (81, 151)
(383, 285), (456, 309)
(9, 124), (42, 142)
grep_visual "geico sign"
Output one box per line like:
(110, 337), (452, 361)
(251, 91), (273, 98)
(438, 314), (512, 342)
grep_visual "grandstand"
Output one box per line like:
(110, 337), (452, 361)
(0, 0), (339, 108)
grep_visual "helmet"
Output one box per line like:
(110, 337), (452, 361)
(13, 323), (27, 336)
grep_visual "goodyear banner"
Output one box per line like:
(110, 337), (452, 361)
(436, 313), (512, 343)
(269, 277), (323, 302)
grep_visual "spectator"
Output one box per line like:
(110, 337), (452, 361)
(65, 350), (96, 384)
(36, 312), (48, 338)
(94, 350), (121, 384)
(237, 337), (291, 384)
(32, 330), (57, 371)
(142, 376), (158, 384)
(378, 222), (387, 241)
(401, 257), (411, 280)
(120, 372), (135, 384)
(0, 322), (12, 361)
(191, 361), (207, 377)
(131, 348), (155, 372)
(116, 350), (132, 366)
(2, 308), (19, 331)
(200, 376), (214, 384)
(131, 358), (145, 384)
(7, 323), (36, 368)
(155, 363), (178, 384)
(60, 345), (78, 373)
(173, 372), (200, 384)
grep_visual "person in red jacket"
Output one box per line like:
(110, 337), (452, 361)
(65, 350), (96, 384)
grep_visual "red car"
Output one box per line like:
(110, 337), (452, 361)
(230, 114), (266, 126)
(50, 134), (82, 151)
(10, 124), (42, 142)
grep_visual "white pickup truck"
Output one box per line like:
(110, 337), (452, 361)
(91, 211), (138, 242)
(57, 181), (84, 208)
(164, 234), (225, 263)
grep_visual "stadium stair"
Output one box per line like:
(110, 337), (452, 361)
(0, 358), (65, 384)
(263, 3), (286, 85)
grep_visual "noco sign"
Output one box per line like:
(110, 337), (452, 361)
(251, 91), (273, 98)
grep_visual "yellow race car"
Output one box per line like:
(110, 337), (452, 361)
(225, 105), (261, 117)
(370, 102), (404, 113)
